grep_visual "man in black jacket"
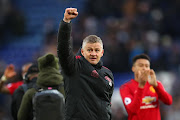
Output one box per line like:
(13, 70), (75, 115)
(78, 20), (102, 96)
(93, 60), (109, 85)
(11, 64), (39, 120)
(57, 8), (114, 120)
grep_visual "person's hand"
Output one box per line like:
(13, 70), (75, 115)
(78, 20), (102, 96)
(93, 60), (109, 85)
(63, 8), (78, 23)
(137, 70), (149, 88)
(4, 64), (17, 79)
(148, 69), (158, 87)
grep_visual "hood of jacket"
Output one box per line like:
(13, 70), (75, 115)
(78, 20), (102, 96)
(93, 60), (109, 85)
(36, 53), (63, 87)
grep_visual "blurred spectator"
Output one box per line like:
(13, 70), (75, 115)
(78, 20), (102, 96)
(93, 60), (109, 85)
(42, 18), (56, 35)
(0, 63), (32, 95)
(11, 64), (39, 120)
(0, 0), (26, 47)
(42, 31), (58, 56)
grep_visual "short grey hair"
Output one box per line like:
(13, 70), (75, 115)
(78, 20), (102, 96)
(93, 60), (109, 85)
(82, 35), (103, 49)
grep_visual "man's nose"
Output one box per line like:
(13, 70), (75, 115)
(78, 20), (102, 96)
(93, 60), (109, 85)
(90, 51), (96, 56)
(142, 67), (148, 71)
(142, 66), (146, 70)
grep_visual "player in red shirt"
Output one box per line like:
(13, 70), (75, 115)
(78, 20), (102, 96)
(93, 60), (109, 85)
(0, 63), (32, 95)
(120, 53), (172, 120)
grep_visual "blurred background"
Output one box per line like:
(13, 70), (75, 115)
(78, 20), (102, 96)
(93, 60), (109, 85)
(0, 0), (180, 119)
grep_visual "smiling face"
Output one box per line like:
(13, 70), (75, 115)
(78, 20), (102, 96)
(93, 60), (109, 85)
(81, 42), (104, 65)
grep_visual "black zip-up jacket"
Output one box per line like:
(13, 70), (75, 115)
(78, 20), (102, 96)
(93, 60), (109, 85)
(57, 20), (114, 120)
(11, 78), (37, 120)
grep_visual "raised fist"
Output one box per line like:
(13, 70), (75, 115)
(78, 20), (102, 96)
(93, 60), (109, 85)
(63, 8), (78, 23)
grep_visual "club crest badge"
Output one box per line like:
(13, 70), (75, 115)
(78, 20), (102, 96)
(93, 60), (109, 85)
(149, 86), (156, 93)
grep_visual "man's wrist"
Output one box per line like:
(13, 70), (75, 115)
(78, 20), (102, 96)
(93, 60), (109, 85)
(63, 18), (71, 23)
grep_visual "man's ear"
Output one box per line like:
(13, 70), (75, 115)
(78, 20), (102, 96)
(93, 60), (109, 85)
(101, 49), (104, 57)
(81, 48), (84, 56)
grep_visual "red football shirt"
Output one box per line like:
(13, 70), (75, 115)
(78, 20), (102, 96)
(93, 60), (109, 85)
(120, 79), (172, 120)
(6, 81), (24, 95)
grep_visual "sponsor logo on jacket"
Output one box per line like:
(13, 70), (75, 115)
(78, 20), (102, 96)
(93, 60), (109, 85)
(105, 76), (112, 86)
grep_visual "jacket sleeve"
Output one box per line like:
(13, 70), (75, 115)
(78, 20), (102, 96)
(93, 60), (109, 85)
(17, 89), (35, 120)
(11, 87), (24, 120)
(154, 81), (173, 105)
(57, 20), (77, 76)
(120, 85), (144, 114)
